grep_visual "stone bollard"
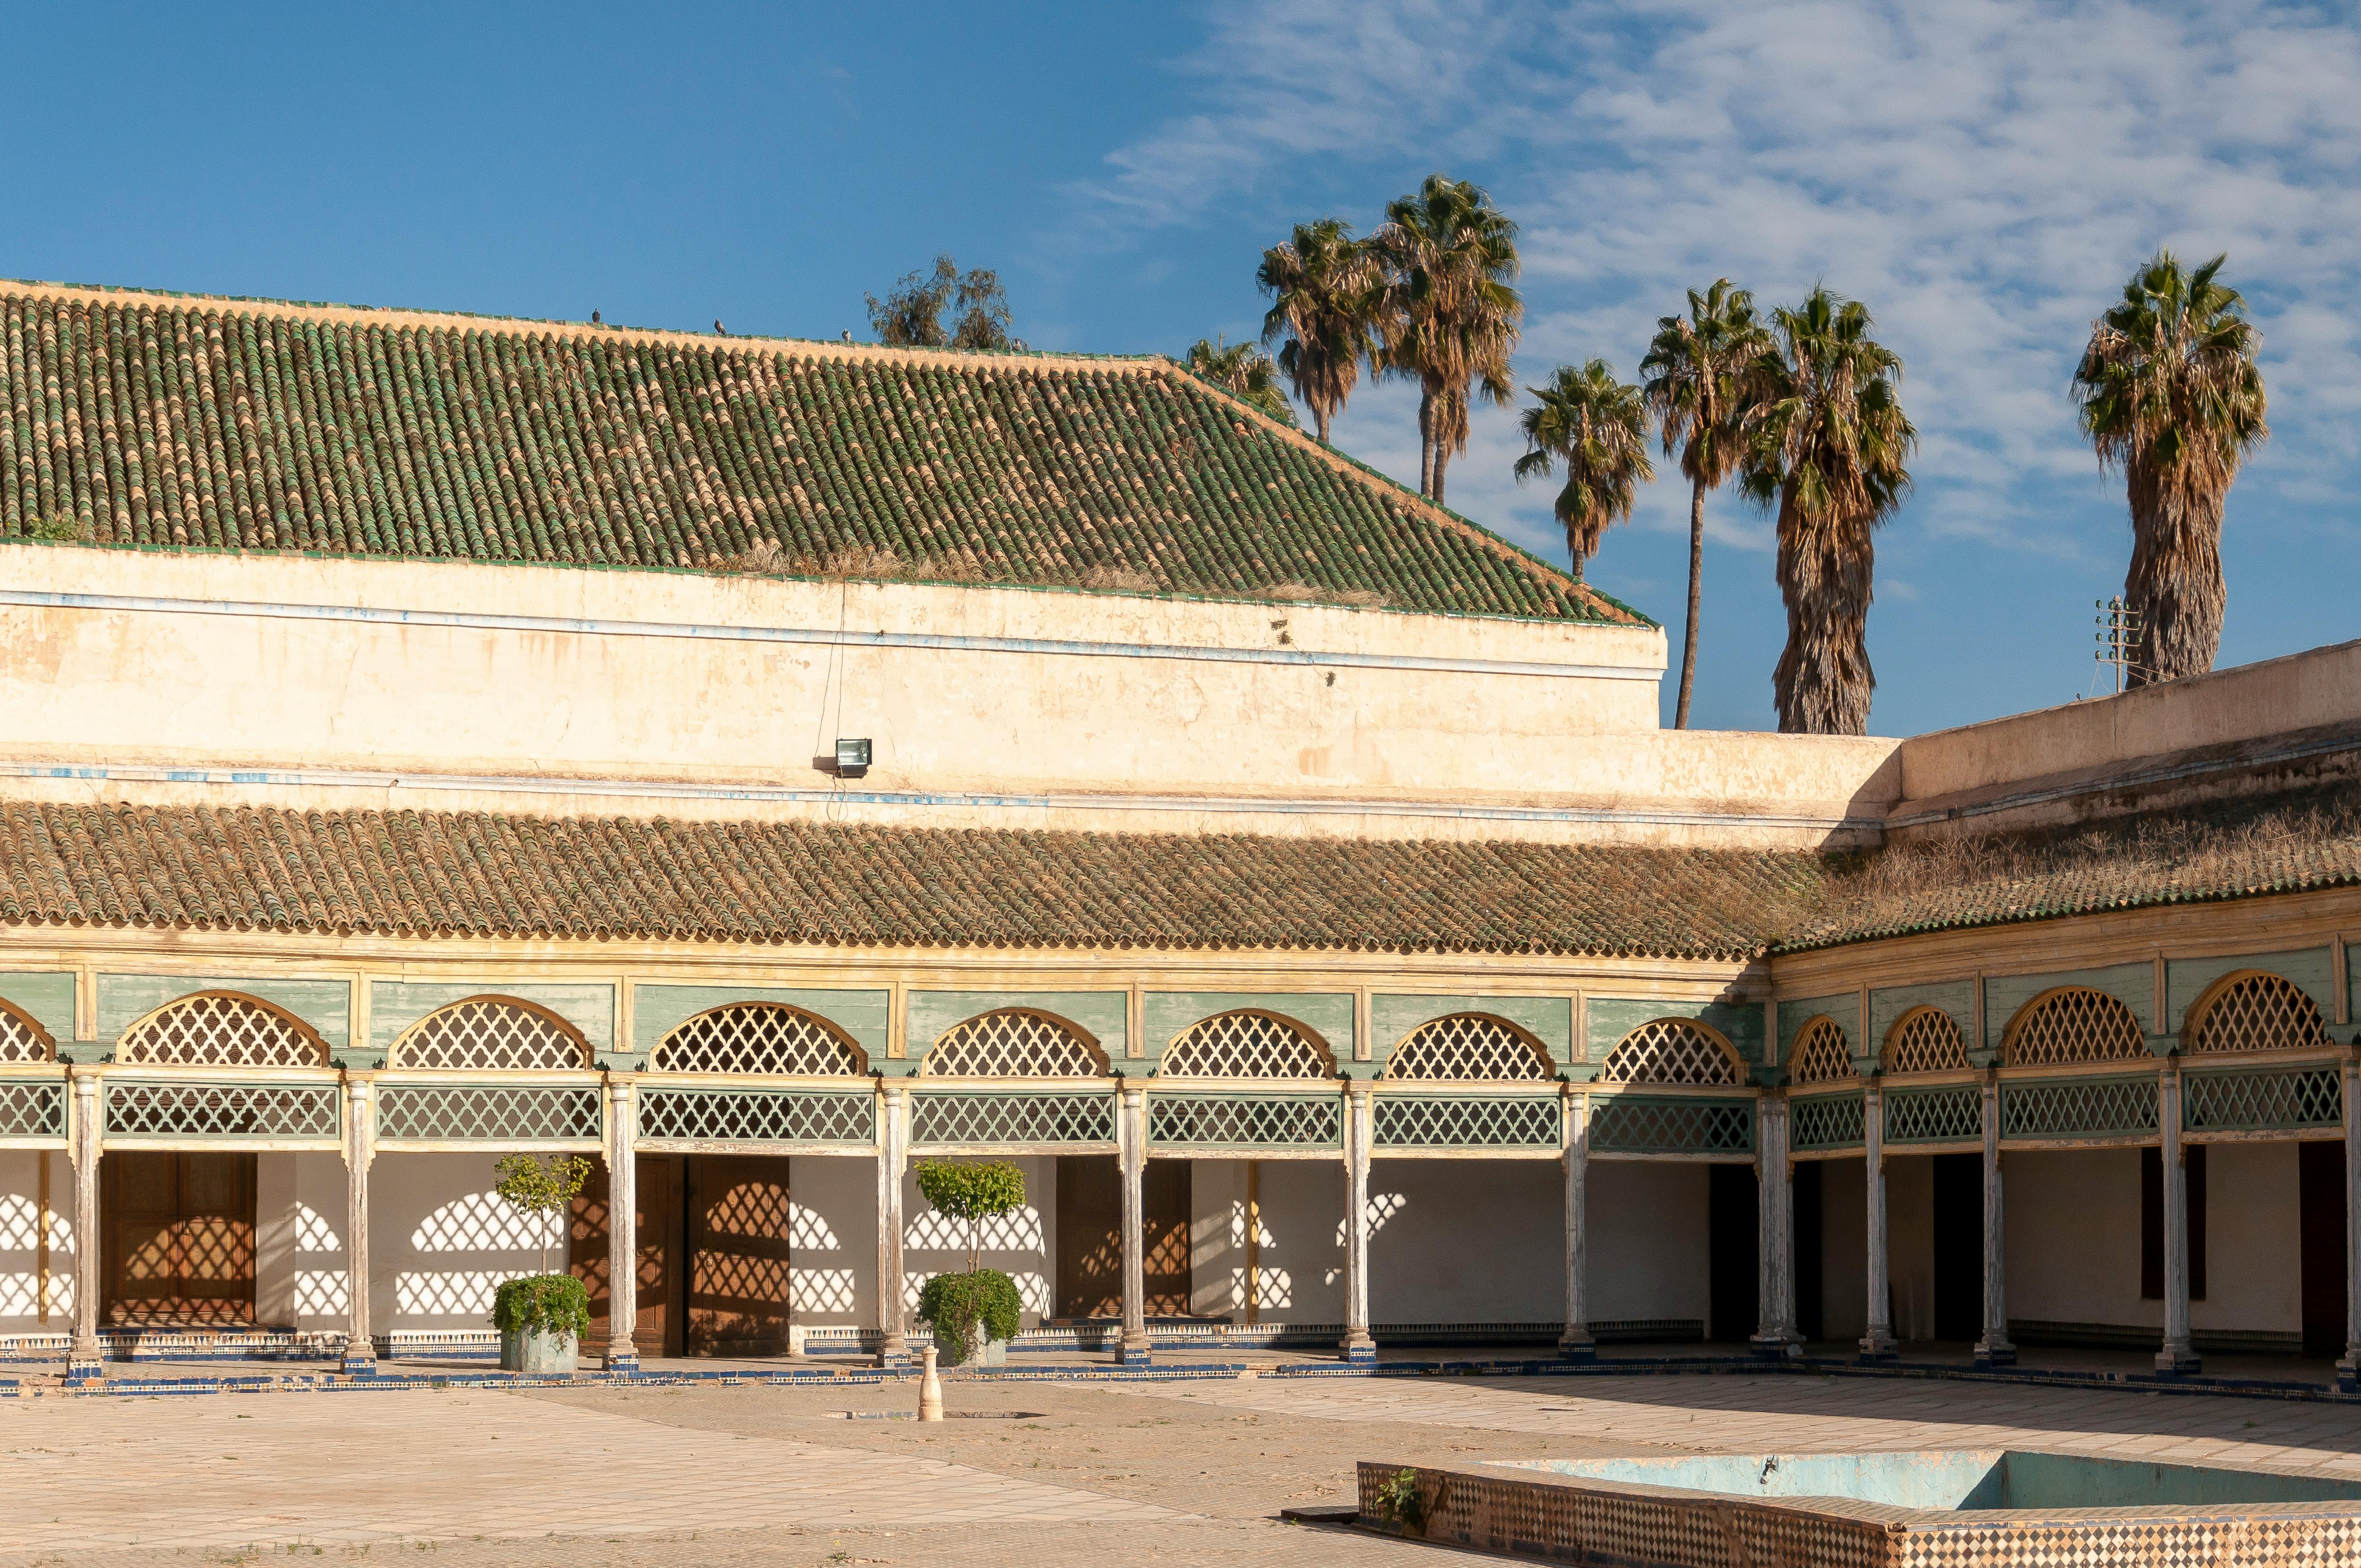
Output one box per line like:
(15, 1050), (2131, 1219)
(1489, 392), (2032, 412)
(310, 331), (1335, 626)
(918, 1343), (944, 1422)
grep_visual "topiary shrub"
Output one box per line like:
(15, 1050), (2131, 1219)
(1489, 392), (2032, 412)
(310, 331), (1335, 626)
(493, 1272), (591, 1337)
(917, 1267), (1022, 1348)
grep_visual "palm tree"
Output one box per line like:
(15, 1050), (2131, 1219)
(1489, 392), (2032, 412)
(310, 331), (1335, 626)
(1371, 175), (1522, 504)
(1184, 336), (1297, 426)
(1512, 360), (1654, 580)
(1741, 288), (1916, 735)
(1640, 280), (1771, 729)
(2070, 251), (2268, 686)
(1257, 220), (1380, 444)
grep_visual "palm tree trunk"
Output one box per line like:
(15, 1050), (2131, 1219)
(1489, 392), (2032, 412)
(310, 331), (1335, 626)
(1772, 493), (1877, 735)
(1314, 403), (1330, 444)
(1674, 475), (1707, 729)
(2122, 478), (2226, 687)
(1417, 390), (1435, 499)
(1432, 442), (1450, 506)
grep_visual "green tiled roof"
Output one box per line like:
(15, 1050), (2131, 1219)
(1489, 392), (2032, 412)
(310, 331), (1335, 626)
(0, 280), (1636, 623)
(0, 803), (1820, 961)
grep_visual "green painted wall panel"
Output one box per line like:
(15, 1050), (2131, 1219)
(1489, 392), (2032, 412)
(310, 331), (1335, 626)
(907, 990), (1128, 1061)
(2166, 948), (2333, 1034)
(1371, 994), (1572, 1063)
(1778, 993), (1858, 1057)
(97, 974), (351, 1053)
(1586, 997), (1764, 1063)
(367, 981), (614, 1062)
(1869, 981), (1976, 1059)
(0, 971), (75, 1049)
(1984, 962), (2151, 1050)
(1142, 992), (1354, 1060)
(632, 984), (890, 1061)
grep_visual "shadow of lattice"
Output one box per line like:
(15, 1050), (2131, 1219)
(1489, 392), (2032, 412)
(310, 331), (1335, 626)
(793, 1267), (856, 1314)
(904, 1206), (1045, 1253)
(294, 1269), (349, 1316)
(295, 1203), (341, 1253)
(411, 1189), (556, 1252)
(789, 1203), (841, 1252)
(1334, 1191), (1408, 1247)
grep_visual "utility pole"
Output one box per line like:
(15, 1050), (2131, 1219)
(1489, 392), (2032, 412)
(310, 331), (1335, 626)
(2094, 597), (2144, 695)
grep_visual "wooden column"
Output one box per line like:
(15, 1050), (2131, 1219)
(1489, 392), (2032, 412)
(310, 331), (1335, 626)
(67, 1068), (102, 1382)
(1975, 1074), (2015, 1366)
(1117, 1082), (1151, 1365)
(2155, 1066), (2198, 1373)
(1558, 1087), (1593, 1360)
(603, 1075), (639, 1373)
(2342, 1056), (2361, 1382)
(876, 1081), (909, 1366)
(1342, 1081), (1375, 1364)
(341, 1074), (377, 1376)
(1860, 1083), (1896, 1359)
(1751, 1092), (1800, 1357)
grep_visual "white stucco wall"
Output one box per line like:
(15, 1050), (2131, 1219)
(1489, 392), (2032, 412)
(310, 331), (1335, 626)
(1587, 1161), (1711, 1327)
(2005, 1144), (2301, 1337)
(1367, 1159), (1563, 1323)
(1886, 1155), (1936, 1340)
(1186, 1157), (1349, 1323)
(371, 1153), (555, 1335)
(786, 1154), (875, 1331)
(0, 1150), (72, 1336)
(254, 1151), (349, 1332)
(1817, 1159), (1868, 1342)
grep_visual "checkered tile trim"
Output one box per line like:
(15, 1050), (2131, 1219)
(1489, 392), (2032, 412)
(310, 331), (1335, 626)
(636, 1086), (875, 1145)
(1589, 1096), (1754, 1155)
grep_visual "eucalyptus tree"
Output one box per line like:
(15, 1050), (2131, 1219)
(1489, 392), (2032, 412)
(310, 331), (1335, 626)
(1639, 280), (1771, 729)
(1257, 219), (1380, 443)
(866, 256), (1013, 350)
(1513, 360), (1654, 580)
(1741, 288), (1917, 735)
(1184, 336), (1297, 426)
(2070, 250), (2268, 686)
(1370, 175), (1523, 504)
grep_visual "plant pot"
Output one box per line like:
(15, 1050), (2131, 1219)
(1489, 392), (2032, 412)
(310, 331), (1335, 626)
(934, 1322), (1007, 1367)
(500, 1325), (578, 1373)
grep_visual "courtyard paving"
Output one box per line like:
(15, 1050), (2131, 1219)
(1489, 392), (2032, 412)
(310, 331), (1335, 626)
(0, 1370), (2356, 1566)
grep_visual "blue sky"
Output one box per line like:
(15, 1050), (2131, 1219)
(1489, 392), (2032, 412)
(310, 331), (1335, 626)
(12, 1), (2354, 736)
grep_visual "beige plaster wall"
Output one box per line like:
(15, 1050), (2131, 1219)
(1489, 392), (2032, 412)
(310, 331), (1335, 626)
(1367, 1159), (1565, 1324)
(0, 542), (1907, 848)
(790, 1154), (876, 1332)
(901, 1156), (1056, 1327)
(1587, 1161), (1711, 1328)
(254, 1151), (348, 1333)
(370, 1152), (553, 1335)
(1817, 1158), (1868, 1342)
(1886, 1154), (1936, 1341)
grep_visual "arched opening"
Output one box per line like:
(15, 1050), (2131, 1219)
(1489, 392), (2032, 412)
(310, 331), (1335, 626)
(391, 997), (591, 1071)
(1159, 1011), (1334, 1078)
(1882, 1007), (1969, 1075)
(2184, 971), (2330, 1054)
(116, 992), (329, 1068)
(2000, 987), (2146, 1067)
(653, 1003), (868, 1075)
(1381, 1014), (1553, 1080)
(921, 1009), (1107, 1076)
(1599, 1018), (1742, 1086)
(1787, 1017), (1853, 1085)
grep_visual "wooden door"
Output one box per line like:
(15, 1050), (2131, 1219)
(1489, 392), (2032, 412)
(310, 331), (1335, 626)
(102, 1152), (257, 1326)
(1931, 1153), (1983, 1342)
(570, 1154), (684, 1358)
(684, 1155), (793, 1356)
(2300, 1141), (2345, 1359)
(1056, 1155), (1121, 1318)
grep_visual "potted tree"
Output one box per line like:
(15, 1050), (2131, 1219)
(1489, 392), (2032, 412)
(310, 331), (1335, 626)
(490, 1152), (593, 1373)
(913, 1159), (1026, 1367)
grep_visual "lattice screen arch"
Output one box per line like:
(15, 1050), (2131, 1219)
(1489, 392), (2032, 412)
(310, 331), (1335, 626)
(653, 1003), (869, 1076)
(1160, 1011), (1334, 1079)
(1787, 1017), (1854, 1085)
(922, 1009), (1108, 1077)
(1381, 1014), (1554, 1081)
(2001, 987), (2148, 1068)
(391, 997), (592, 1070)
(1884, 1006), (1970, 1076)
(2184, 971), (2331, 1055)
(0, 1001), (56, 1063)
(1598, 1018), (1742, 1086)
(116, 992), (330, 1068)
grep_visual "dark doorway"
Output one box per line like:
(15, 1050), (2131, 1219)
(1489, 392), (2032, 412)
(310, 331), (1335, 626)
(1707, 1162), (1757, 1342)
(1053, 1155), (1191, 1318)
(1794, 1160), (1825, 1342)
(1931, 1153), (1983, 1342)
(2300, 1140), (2346, 1359)
(572, 1153), (790, 1356)
(103, 1152), (257, 1326)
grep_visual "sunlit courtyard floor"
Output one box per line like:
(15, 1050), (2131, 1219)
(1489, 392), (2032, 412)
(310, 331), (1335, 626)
(1, 1358), (2359, 1566)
